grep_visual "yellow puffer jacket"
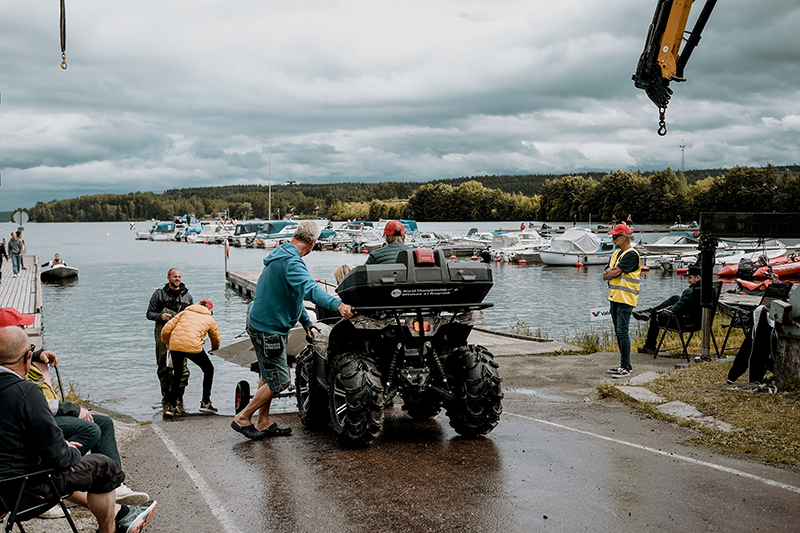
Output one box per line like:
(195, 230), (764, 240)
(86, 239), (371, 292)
(161, 304), (221, 353)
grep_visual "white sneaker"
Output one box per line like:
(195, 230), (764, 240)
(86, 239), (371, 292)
(39, 504), (65, 519)
(116, 483), (150, 505)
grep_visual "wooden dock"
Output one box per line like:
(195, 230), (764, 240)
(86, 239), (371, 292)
(0, 254), (43, 347)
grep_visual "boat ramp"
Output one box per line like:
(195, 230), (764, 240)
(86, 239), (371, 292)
(0, 254), (43, 348)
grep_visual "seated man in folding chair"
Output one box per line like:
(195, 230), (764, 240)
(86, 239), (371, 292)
(633, 265), (702, 355)
(0, 326), (157, 533)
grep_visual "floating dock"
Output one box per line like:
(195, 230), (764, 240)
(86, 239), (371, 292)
(0, 254), (43, 348)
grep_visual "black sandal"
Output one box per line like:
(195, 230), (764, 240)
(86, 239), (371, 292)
(230, 421), (265, 440)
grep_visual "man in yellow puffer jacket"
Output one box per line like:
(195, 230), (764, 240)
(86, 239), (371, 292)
(161, 299), (221, 416)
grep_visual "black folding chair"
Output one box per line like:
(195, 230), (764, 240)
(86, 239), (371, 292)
(719, 282), (792, 355)
(653, 281), (722, 363)
(0, 468), (79, 533)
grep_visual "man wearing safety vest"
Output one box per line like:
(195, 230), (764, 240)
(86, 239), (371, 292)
(603, 223), (641, 378)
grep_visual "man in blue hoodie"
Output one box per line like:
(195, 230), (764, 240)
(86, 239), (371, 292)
(231, 221), (355, 440)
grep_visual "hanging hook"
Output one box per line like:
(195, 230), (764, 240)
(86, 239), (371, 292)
(60, 0), (68, 69)
(657, 106), (668, 136)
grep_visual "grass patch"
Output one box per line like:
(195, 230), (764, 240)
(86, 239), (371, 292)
(604, 360), (800, 466)
(509, 316), (549, 339)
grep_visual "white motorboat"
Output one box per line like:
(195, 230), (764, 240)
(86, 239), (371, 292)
(187, 221), (237, 244)
(490, 231), (550, 263)
(539, 227), (615, 266)
(643, 230), (727, 254)
(40, 263), (79, 281)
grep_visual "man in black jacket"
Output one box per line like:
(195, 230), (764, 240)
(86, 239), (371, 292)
(146, 268), (193, 411)
(633, 265), (702, 355)
(0, 326), (157, 533)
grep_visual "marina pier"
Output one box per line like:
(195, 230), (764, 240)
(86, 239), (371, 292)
(0, 254), (43, 348)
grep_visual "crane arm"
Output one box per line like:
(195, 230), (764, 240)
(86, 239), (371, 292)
(632, 0), (717, 135)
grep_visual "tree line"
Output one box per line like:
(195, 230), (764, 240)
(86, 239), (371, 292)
(23, 165), (800, 223)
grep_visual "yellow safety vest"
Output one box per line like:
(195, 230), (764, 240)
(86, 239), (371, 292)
(607, 248), (641, 306)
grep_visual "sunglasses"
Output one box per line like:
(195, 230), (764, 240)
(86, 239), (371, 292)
(0, 344), (35, 367)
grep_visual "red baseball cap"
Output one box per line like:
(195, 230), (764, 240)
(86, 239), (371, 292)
(199, 299), (213, 310)
(608, 223), (633, 236)
(384, 220), (405, 236)
(0, 307), (36, 328)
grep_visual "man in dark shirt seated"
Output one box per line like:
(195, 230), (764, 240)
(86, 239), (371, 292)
(0, 326), (157, 533)
(634, 265), (702, 354)
(366, 220), (412, 265)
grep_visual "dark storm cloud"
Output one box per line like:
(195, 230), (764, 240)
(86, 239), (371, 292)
(1, 0), (800, 210)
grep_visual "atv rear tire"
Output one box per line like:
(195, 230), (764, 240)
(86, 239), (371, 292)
(329, 352), (384, 447)
(401, 391), (442, 421)
(295, 347), (330, 429)
(445, 345), (503, 437)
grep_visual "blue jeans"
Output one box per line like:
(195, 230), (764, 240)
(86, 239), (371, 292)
(55, 413), (121, 468)
(11, 254), (21, 275)
(610, 301), (633, 371)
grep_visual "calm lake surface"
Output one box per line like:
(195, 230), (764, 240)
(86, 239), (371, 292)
(9, 221), (724, 420)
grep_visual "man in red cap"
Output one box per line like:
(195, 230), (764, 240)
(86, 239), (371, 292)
(602, 224), (641, 378)
(366, 220), (411, 265)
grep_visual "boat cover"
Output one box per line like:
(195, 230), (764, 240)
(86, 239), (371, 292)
(491, 234), (519, 249)
(547, 227), (601, 254)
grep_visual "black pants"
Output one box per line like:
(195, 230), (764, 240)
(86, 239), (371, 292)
(168, 350), (214, 406)
(728, 309), (776, 383)
(643, 295), (680, 348)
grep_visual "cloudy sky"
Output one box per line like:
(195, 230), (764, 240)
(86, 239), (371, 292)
(1, 0), (799, 210)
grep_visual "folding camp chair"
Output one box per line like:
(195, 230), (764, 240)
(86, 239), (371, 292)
(653, 281), (722, 363)
(0, 468), (79, 533)
(719, 282), (792, 355)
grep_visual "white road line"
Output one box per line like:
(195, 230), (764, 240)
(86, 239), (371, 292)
(151, 424), (238, 533)
(506, 412), (800, 495)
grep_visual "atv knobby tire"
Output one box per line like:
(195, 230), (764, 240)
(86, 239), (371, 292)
(329, 352), (384, 447)
(295, 347), (330, 429)
(445, 345), (503, 437)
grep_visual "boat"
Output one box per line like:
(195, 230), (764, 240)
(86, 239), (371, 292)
(253, 220), (299, 248)
(721, 238), (787, 253)
(717, 251), (788, 277)
(135, 222), (158, 240)
(539, 227), (615, 266)
(138, 221), (185, 241)
(642, 230), (728, 253)
(489, 230), (550, 263)
(186, 220), (237, 244)
(754, 255), (800, 278)
(40, 263), (79, 281)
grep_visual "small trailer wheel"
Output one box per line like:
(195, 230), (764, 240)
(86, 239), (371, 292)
(235, 380), (251, 414)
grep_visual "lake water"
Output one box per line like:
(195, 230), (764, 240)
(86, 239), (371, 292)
(8, 221), (712, 421)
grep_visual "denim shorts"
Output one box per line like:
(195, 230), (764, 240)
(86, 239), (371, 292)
(247, 324), (290, 394)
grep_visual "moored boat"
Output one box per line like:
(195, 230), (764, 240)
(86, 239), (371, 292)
(539, 227), (615, 266)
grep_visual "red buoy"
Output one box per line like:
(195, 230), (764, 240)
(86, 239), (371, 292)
(575, 261), (584, 268)
(641, 265), (650, 272)
(362, 249), (369, 254)
(677, 267), (687, 274)
(493, 257), (500, 262)
(471, 255), (479, 261)
(518, 259), (527, 264)
(450, 255), (457, 260)
(334, 247), (341, 252)
(321, 247), (327, 251)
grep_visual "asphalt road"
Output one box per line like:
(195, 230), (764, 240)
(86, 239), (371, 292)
(26, 352), (800, 532)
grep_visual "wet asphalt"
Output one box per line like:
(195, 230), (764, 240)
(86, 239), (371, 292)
(115, 353), (800, 533)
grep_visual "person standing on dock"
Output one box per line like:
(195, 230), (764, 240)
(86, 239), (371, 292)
(602, 224), (641, 378)
(0, 239), (7, 284)
(146, 268), (193, 413)
(8, 231), (23, 278)
(231, 220), (355, 440)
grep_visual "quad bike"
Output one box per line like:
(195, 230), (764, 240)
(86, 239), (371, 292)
(295, 248), (503, 447)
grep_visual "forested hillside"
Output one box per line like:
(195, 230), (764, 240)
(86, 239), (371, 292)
(22, 165), (800, 224)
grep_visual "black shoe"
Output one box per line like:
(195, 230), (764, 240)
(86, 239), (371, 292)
(637, 346), (656, 354)
(231, 421), (265, 440)
(262, 422), (292, 436)
(632, 310), (651, 321)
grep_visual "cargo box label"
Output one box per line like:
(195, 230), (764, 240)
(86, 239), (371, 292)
(391, 287), (463, 298)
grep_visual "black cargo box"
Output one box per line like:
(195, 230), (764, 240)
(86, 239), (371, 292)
(336, 248), (492, 307)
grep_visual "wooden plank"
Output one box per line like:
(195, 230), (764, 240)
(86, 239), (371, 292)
(0, 254), (42, 343)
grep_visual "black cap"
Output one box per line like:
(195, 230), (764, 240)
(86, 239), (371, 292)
(688, 265), (701, 276)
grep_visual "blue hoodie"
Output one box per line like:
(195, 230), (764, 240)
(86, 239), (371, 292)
(248, 242), (341, 335)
